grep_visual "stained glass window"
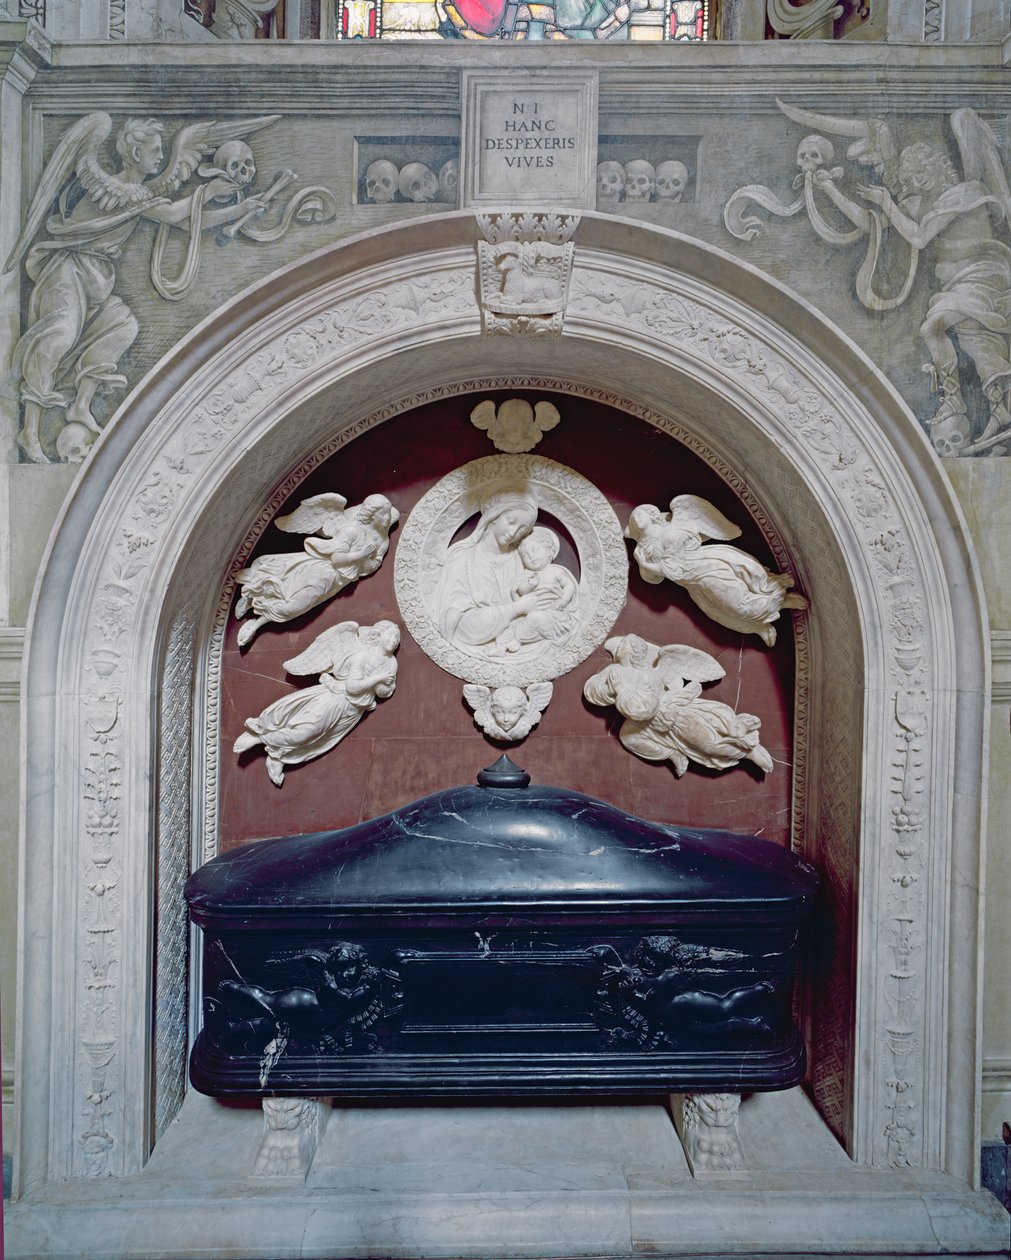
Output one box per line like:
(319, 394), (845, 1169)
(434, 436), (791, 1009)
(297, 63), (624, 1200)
(187, 0), (712, 41)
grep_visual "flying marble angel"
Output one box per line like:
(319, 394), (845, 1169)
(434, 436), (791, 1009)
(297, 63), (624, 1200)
(234, 620), (400, 787)
(583, 635), (773, 779)
(625, 495), (807, 647)
(234, 492), (398, 646)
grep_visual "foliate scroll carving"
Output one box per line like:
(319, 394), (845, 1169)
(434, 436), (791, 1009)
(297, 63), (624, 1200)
(234, 620), (400, 786)
(583, 635), (774, 778)
(671, 1093), (746, 1174)
(725, 101), (1011, 459)
(476, 212), (578, 336)
(463, 682), (553, 742)
(393, 454), (626, 690)
(252, 1097), (327, 1180)
(625, 495), (808, 646)
(6, 111), (337, 464)
(470, 397), (560, 453)
(233, 492), (398, 646)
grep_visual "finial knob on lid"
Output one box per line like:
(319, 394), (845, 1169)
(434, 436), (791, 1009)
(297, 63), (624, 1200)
(477, 754), (530, 788)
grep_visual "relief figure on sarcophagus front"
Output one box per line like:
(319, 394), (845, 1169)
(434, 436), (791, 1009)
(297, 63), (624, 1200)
(594, 934), (788, 1050)
(203, 941), (402, 1056)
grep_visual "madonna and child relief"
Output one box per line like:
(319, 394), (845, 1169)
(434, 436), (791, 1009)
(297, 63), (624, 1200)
(394, 454), (629, 705)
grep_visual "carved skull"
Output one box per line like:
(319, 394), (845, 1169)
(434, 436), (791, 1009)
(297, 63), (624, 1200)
(623, 159), (656, 202)
(930, 411), (971, 457)
(213, 140), (256, 187)
(655, 160), (689, 202)
(438, 158), (459, 203)
(398, 161), (438, 203)
(796, 135), (835, 174)
(596, 160), (625, 205)
(56, 421), (96, 464)
(365, 158), (398, 204)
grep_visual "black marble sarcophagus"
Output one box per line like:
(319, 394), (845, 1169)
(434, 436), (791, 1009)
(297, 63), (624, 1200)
(187, 758), (818, 1098)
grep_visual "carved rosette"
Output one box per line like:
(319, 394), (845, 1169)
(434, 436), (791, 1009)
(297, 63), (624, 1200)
(394, 454), (627, 687)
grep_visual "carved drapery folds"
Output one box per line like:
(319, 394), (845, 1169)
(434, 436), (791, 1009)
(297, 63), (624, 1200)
(725, 102), (1011, 459)
(234, 620), (400, 785)
(6, 110), (336, 464)
(584, 636), (774, 777)
(625, 494), (807, 646)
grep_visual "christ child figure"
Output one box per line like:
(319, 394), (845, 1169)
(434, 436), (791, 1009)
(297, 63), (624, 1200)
(501, 526), (579, 652)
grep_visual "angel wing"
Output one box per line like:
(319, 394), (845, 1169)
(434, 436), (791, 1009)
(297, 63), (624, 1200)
(3, 112), (114, 275)
(654, 643), (726, 688)
(274, 492), (349, 537)
(776, 98), (897, 177)
(525, 681), (554, 712)
(470, 400), (496, 432)
(147, 114), (280, 196)
(463, 684), (493, 724)
(951, 108), (1011, 227)
(283, 620), (360, 678)
(667, 495), (742, 542)
(533, 401), (561, 434)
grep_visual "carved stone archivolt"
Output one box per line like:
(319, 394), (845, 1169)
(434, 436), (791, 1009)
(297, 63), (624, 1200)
(394, 454), (627, 689)
(17, 216), (985, 1191)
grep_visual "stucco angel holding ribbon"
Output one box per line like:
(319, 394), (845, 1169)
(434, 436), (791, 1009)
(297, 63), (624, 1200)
(5, 112), (335, 464)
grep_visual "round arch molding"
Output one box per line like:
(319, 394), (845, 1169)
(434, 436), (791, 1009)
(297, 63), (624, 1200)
(15, 211), (988, 1196)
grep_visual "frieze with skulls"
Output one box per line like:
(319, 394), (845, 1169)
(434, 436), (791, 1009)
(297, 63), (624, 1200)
(438, 158), (459, 204)
(365, 158), (398, 204)
(656, 160), (689, 203)
(399, 162), (438, 204)
(597, 160), (625, 206)
(624, 159), (656, 202)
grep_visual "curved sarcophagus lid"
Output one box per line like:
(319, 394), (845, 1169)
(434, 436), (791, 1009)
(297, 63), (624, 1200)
(187, 756), (818, 926)
(187, 759), (818, 1099)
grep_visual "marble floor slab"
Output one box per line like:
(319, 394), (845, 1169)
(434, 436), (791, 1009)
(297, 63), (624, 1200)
(6, 1089), (1009, 1259)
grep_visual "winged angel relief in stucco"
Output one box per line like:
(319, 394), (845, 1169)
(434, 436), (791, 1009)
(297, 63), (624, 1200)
(725, 102), (1011, 458)
(5, 112), (336, 464)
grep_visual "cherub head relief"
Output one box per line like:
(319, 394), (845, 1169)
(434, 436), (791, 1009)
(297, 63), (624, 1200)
(655, 160), (689, 202)
(470, 397), (561, 454)
(463, 681), (554, 743)
(365, 158), (398, 203)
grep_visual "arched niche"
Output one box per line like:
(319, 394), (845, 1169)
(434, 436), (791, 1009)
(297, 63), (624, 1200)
(15, 211), (988, 1195)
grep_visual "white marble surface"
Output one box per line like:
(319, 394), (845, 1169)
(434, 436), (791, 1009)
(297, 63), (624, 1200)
(5, 1090), (1008, 1259)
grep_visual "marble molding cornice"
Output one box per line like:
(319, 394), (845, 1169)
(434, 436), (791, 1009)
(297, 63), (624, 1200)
(18, 54), (1011, 119)
(0, 18), (50, 90)
(989, 630), (1011, 703)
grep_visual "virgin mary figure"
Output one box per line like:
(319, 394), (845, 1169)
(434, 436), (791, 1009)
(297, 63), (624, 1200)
(436, 481), (549, 652)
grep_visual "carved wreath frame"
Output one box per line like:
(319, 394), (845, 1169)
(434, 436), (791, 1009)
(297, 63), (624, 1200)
(15, 214), (987, 1198)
